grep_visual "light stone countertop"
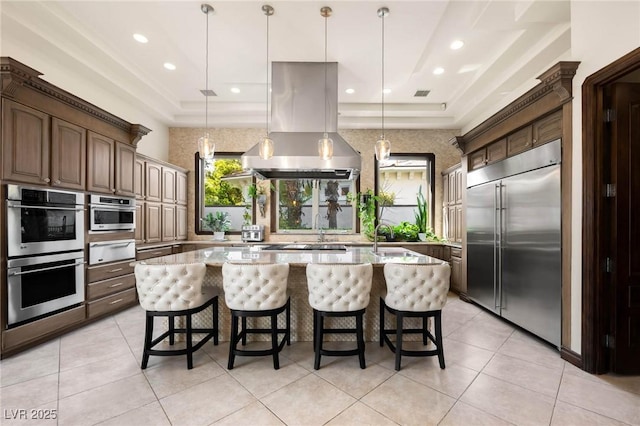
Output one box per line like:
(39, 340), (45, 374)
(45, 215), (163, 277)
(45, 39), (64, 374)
(137, 245), (445, 267)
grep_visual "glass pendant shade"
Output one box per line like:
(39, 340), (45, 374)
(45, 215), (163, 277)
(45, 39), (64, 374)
(318, 133), (334, 160)
(198, 133), (215, 159)
(259, 136), (274, 159)
(375, 137), (391, 161)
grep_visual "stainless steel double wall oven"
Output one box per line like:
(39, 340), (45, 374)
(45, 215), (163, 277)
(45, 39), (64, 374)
(6, 184), (86, 326)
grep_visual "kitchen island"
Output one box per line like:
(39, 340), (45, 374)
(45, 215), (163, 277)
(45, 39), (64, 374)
(140, 245), (444, 342)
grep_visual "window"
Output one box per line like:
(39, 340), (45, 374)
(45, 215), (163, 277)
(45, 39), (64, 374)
(375, 153), (435, 230)
(275, 178), (358, 234)
(195, 153), (253, 234)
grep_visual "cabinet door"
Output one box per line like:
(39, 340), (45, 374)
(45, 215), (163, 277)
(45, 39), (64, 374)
(455, 205), (463, 243)
(51, 118), (86, 190)
(448, 206), (457, 242)
(134, 203), (144, 244)
(507, 126), (533, 156)
(486, 138), (507, 165)
(2, 99), (50, 184)
(145, 162), (162, 202)
(134, 157), (144, 200)
(450, 255), (462, 293)
(442, 173), (449, 206)
(468, 150), (486, 171)
(448, 171), (456, 206)
(176, 171), (188, 205)
(161, 204), (176, 242)
(454, 168), (463, 204)
(145, 202), (162, 243)
(533, 110), (562, 146)
(176, 205), (188, 240)
(162, 168), (176, 204)
(115, 142), (136, 197)
(87, 131), (115, 194)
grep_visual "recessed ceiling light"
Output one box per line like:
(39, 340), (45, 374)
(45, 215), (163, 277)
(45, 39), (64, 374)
(230, 87), (241, 94)
(133, 33), (148, 44)
(433, 67), (445, 75)
(345, 88), (355, 94)
(382, 88), (391, 94)
(163, 62), (176, 71)
(450, 40), (464, 50)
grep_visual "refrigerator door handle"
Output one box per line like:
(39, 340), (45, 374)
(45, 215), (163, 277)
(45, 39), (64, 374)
(499, 183), (505, 310)
(494, 183), (500, 309)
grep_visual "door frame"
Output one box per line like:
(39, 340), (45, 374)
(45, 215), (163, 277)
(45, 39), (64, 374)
(582, 47), (640, 373)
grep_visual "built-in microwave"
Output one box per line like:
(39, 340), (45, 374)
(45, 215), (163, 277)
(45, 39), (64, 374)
(89, 194), (136, 231)
(6, 184), (85, 258)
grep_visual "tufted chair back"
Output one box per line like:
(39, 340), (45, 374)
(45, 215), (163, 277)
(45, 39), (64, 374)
(306, 263), (373, 312)
(222, 263), (290, 311)
(134, 263), (207, 312)
(383, 263), (450, 312)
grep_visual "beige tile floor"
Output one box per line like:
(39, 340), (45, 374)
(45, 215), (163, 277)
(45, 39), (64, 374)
(1, 294), (639, 426)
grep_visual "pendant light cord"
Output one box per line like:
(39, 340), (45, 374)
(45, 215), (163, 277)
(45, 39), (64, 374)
(205, 7), (209, 136)
(381, 11), (385, 140)
(324, 13), (328, 136)
(266, 11), (270, 135)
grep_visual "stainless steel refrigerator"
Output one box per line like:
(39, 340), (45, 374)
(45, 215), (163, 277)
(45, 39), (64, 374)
(466, 139), (561, 347)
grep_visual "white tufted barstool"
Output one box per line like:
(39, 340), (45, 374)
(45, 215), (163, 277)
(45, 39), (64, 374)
(134, 263), (219, 370)
(222, 262), (290, 370)
(306, 263), (373, 370)
(380, 262), (450, 370)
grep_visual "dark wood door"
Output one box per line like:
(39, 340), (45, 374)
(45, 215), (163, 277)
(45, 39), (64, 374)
(2, 99), (50, 184)
(51, 118), (86, 190)
(610, 83), (640, 373)
(87, 131), (114, 194)
(115, 142), (136, 197)
(145, 161), (162, 202)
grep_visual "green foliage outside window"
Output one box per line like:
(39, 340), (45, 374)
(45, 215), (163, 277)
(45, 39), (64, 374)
(278, 180), (313, 229)
(204, 159), (244, 206)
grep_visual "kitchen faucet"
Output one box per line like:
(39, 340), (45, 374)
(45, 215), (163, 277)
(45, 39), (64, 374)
(314, 213), (325, 242)
(373, 222), (394, 254)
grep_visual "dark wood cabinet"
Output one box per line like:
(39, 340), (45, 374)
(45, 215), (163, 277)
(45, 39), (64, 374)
(442, 163), (462, 243)
(134, 157), (144, 200)
(2, 99), (50, 185)
(162, 168), (176, 204)
(51, 118), (86, 190)
(145, 161), (162, 202)
(533, 110), (562, 146)
(161, 204), (176, 242)
(87, 131), (115, 194)
(145, 202), (162, 243)
(176, 205), (188, 240)
(507, 126), (533, 156)
(468, 150), (486, 171)
(177, 171), (188, 205)
(134, 203), (144, 244)
(486, 138), (507, 165)
(450, 252), (463, 294)
(115, 141), (136, 197)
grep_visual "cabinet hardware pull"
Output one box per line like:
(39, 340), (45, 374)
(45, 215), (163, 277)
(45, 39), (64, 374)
(54, 180), (61, 185)
(43, 177), (51, 183)
(108, 268), (123, 273)
(109, 282), (124, 288)
(109, 298), (123, 305)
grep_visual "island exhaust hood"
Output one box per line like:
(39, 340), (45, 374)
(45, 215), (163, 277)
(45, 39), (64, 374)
(242, 62), (360, 180)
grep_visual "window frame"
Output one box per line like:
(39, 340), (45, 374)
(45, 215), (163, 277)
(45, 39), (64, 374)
(194, 152), (255, 236)
(373, 153), (436, 230)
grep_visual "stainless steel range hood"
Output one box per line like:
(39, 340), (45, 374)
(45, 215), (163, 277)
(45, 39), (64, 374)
(242, 62), (360, 180)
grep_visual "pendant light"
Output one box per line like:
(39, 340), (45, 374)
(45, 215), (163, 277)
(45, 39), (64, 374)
(375, 7), (391, 161)
(259, 5), (275, 160)
(198, 4), (215, 160)
(318, 6), (334, 160)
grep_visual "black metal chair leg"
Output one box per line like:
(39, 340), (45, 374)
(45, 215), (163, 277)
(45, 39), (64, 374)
(286, 298), (291, 345)
(271, 313), (280, 370)
(169, 315), (175, 345)
(314, 312), (323, 370)
(186, 314), (194, 370)
(241, 316), (247, 346)
(422, 316), (428, 345)
(228, 314), (238, 370)
(379, 298), (385, 347)
(213, 298), (219, 345)
(435, 312), (445, 369)
(141, 314), (153, 369)
(357, 313), (366, 369)
(395, 313), (403, 371)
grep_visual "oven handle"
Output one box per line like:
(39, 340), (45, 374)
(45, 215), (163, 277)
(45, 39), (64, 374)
(89, 205), (136, 212)
(89, 241), (134, 248)
(8, 261), (85, 276)
(7, 203), (84, 212)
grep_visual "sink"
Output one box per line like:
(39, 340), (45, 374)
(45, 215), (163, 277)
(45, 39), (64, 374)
(369, 248), (421, 262)
(262, 244), (347, 252)
(371, 249), (418, 258)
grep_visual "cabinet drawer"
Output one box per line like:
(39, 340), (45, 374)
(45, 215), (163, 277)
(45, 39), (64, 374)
(87, 288), (137, 319)
(88, 273), (135, 300)
(533, 110), (562, 146)
(2, 306), (85, 351)
(136, 246), (173, 260)
(87, 260), (134, 283)
(450, 247), (462, 258)
(507, 126), (533, 156)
